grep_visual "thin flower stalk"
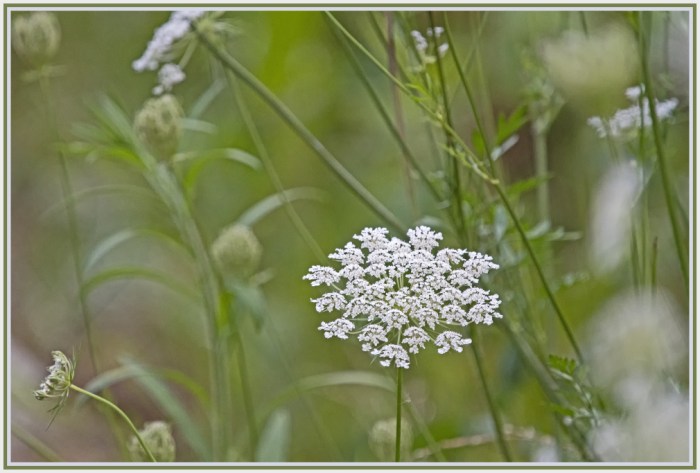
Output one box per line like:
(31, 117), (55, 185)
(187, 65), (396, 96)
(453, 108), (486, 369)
(193, 23), (405, 234)
(638, 11), (688, 285)
(69, 385), (157, 462)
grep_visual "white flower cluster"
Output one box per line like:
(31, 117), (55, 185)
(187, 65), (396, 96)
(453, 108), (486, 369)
(411, 27), (449, 66)
(587, 84), (679, 139)
(132, 10), (204, 95)
(304, 226), (503, 369)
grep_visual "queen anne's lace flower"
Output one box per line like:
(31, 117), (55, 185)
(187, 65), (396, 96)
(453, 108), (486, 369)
(304, 226), (503, 368)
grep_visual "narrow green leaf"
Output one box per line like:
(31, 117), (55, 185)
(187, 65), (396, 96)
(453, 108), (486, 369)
(228, 282), (267, 331)
(181, 118), (218, 135)
(237, 188), (325, 227)
(255, 409), (291, 462)
(81, 266), (200, 302)
(121, 360), (211, 461)
(188, 78), (226, 119)
(263, 371), (394, 418)
(84, 228), (189, 272)
(41, 185), (161, 221)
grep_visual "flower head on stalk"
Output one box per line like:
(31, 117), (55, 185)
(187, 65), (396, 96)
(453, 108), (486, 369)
(587, 84), (679, 140)
(34, 350), (75, 419)
(304, 226), (503, 369)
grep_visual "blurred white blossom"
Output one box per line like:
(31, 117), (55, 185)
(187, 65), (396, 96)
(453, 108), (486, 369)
(411, 27), (449, 67)
(589, 161), (643, 274)
(153, 63), (186, 95)
(585, 289), (689, 461)
(132, 10), (204, 72)
(304, 226), (502, 369)
(587, 84), (679, 139)
(132, 10), (204, 95)
(541, 25), (638, 110)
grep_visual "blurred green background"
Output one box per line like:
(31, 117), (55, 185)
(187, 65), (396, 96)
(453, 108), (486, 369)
(10, 9), (690, 462)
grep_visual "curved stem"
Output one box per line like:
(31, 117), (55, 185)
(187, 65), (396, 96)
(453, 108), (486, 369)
(470, 327), (512, 460)
(395, 366), (403, 462)
(69, 385), (157, 462)
(234, 330), (259, 456)
(194, 24), (405, 234)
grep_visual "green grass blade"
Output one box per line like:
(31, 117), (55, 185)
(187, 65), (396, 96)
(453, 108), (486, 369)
(193, 25), (406, 233)
(121, 360), (211, 461)
(237, 187), (326, 227)
(84, 228), (190, 272)
(255, 409), (292, 462)
(81, 266), (200, 302)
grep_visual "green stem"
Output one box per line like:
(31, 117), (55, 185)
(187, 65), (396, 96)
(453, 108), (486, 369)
(141, 157), (230, 460)
(194, 24), (405, 233)
(469, 327), (512, 461)
(495, 185), (584, 363)
(38, 71), (130, 461)
(638, 11), (688, 285)
(395, 367), (403, 462)
(325, 14), (443, 203)
(430, 12), (467, 240)
(234, 330), (259, 456)
(443, 16), (583, 362)
(386, 11), (418, 219)
(38, 74), (99, 375)
(226, 71), (326, 262)
(11, 425), (62, 462)
(69, 385), (157, 462)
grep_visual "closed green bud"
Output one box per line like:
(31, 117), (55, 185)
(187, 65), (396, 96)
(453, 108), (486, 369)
(134, 94), (183, 159)
(128, 421), (175, 462)
(211, 224), (262, 279)
(369, 417), (413, 461)
(12, 12), (61, 67)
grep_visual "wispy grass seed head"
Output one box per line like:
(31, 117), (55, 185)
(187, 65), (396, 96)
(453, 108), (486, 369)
(304, 226), (502, 369)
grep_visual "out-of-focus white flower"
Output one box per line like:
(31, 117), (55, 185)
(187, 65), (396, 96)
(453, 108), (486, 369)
(304, 226), (502, 369)
(541, 25), (638, 111)
(411, 27), (449, 67)
(153, 63), (186, 95)
(587, 84), (679, 139)
(585, 289), (689, 461)
(589, 161), (643, 274)
(585, 289), (686, 387)
(590, 377), (689, 462)
(132, 10), (204, 73)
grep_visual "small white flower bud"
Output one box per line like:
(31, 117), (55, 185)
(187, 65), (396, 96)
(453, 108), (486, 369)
(12, 12), (61, 67)
(134, 94), (184, 159)
(211, 224), (262, 278)
(128, 421), (176, 462)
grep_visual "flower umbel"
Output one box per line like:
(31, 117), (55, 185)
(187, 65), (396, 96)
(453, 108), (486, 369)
(34, 351), (74, 409)
(587, 84), (679, 139)
(304, 226), (503, 368)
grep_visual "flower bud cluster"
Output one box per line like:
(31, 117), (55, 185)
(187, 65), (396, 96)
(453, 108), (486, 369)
(128, 421), (176, 462)
(12, 12), (61, 67)
(133, 94), (184, 159)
